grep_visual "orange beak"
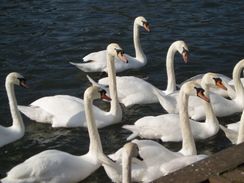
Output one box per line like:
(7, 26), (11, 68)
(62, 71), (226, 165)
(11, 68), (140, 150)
(143, 23), (151, 32)
(182, 51), (188, 63)
(118, 51), (128, 63)
(216, 79), (227, 90)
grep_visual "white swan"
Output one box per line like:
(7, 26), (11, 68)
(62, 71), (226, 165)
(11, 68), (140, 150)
(179, 73), (235, 98)
(17, 43), (127, 128)
(180, 68), (244, 99)
(220, 109), (244, 144)
(123, 73), (226, 142)
(100, 81), (209, 182)
(0, 72), (29, 148)
(70, 16), (150, 73)
(155, 59), (244, 121)
(1, 86), (111, 183)
(100, 142), (143, 183)
(88, 40), (189, 107)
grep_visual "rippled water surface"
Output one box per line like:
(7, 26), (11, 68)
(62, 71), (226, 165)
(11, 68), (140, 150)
(0, 0), (243, 182)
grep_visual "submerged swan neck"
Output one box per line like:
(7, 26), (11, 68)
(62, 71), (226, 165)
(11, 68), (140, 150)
(84, 94), (103, 154)
(179, 90), (197, 156)
(107, 53), (122, 117)
(5, 81), (24, 132)
(165, 43), (177, 94)
(133, 21), (146, 63)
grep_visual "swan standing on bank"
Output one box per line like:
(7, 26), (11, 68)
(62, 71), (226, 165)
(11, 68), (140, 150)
(88, 40), (189, 107)
(1, 86), (112, 183)
(123, 73), (226, 142)
(0, 72), (29, 148)
(100, 82), (209, 182)
(17, 43), (127, 128)
(70, 16), (150, 73)
(154, 59), (244, 121)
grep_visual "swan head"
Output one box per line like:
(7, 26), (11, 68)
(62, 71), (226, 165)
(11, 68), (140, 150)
(201, 72), (227, 90)
(135, 16), (151, 32)
(181, 81), (210, 102)
(173, 40), (189, 63)
(6, 72), (30, 89)
(84, 86), (111, 101)
(107, 43), (128, 63)
(122, 142), (143, 161)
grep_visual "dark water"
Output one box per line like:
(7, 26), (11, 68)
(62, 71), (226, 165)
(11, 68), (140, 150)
(0, 0), (243, 182)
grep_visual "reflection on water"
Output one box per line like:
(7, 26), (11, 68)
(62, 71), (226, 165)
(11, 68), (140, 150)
(0, 0), (243, 182)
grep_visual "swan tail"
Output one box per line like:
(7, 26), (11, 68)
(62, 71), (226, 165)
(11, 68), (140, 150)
(98, 153), (115, 166)
(122, 125), (139, 140)
(69, 62), (101, 72)
(219, 124), (237, 144)
(17, 105), (53, 124)
(86, 75), (110, 95)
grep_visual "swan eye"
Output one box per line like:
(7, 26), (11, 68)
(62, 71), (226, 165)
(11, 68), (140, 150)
(18, 78), (29, 88)
(194, 87), (205, 96)
(142, 20), (148, 26)
(182, 47), (189, 54)
(213, 77), (222, 84)
(114, 48), (124, 55)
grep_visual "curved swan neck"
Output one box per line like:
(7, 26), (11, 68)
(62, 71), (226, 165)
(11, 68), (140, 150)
(201, 83), (219, 128)
(5, 81), (24, 132)
(84, 93), (103, 154)
(179, 90), (197, 156)
(133, 21), (146, 63)
(107, 53), (122, 117)
(165, 43), (177, 94)
(237, 110), (244, 144)
(122, 154), (132, 183)
(233, 60), (244, 102)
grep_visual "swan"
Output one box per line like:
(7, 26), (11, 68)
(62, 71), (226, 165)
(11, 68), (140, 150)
(88, 40), (189, 107)
(0, 72), (29, 148)
(220, 108), (244, 144)
(123, 73), (226, 142)
(1, 86), (112, 183)
(180, 68), (244, 99)
(100, 81), (209, 182)
(154, 59), (244, 121)
(17, 43), (127, 128)
(70, 16), (150, 73)
(179, 73), (235, 98)
(100, 142), (143, 183)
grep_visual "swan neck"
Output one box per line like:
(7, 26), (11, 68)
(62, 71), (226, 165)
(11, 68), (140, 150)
(5, 81), (24, 131)
(179, 91), (197, 156)
(107, 53), (122, 117)
(201, 83), (219, 127)
(122, 154), (132, 183)
(237, 110), (244, 144)
(133, 22), (146, 62)
(84, 94), (103, 154)
(232, 62), (244, 102)
(165, 44), (177, 94)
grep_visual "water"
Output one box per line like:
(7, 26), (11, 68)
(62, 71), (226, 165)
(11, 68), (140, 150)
(0, 0), (243, 182)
